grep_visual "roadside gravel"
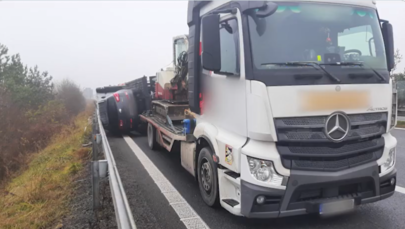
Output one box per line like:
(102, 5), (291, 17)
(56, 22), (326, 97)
(61, 159), (116, 229)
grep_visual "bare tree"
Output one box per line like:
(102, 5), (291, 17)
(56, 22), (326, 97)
(392, 49), (403, 74)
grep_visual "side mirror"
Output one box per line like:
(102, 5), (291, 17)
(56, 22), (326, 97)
(382, 21), (395, 71)
(202, 14), (221, 71)
(249, 15), (267, 36)
(256, 2), (278, 18)
(245, 2), (277, 36)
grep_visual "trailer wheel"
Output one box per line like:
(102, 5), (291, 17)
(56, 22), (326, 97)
(147, 123), (159, 150)
(197, 147), (219, 207)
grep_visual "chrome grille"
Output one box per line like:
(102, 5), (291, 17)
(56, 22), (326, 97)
(289, 149), (382, 171)
(286, 139), (380, 155)
(279, 117), (325, 126)
(275, 112), (387, 143)
(275, 112), (387, 171)
(277, 112), (386, 127)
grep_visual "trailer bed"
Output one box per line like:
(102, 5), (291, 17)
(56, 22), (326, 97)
(140, 114), (186, 151)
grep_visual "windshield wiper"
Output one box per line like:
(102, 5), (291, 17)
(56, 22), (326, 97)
(322, 62), (363, 66)
(261, 62), (341, 83)
(322, 62), (385, 81)
(368, 68), (386, 81)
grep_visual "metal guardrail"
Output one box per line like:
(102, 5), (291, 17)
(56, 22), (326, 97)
(92, 103), (137, 229)
(398, 109), (405, 116)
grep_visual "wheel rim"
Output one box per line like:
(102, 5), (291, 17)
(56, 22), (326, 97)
(200, 159), (212, 194)
(147, 124), (153, 147)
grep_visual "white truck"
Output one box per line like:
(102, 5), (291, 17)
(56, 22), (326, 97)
(133, 0), (398, 218)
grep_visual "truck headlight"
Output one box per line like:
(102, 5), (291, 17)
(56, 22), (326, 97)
(382, 148), (396, 172)
(247, 157), (284, 186)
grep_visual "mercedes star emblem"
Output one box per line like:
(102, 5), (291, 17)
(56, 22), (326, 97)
(325, 112), (350, 142)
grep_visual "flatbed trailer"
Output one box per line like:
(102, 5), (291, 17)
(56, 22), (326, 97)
(139, 113), (186, 152)
(140, 106), (198, 178)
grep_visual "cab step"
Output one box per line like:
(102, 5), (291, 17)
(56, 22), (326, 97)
(223, 199), (239, 207)
(224, 170), (240, 179)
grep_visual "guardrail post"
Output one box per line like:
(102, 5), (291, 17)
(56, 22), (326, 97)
(92, 160), (100, 210)
(92, 115), (98, 161)
(96, 134), (102, 144)
(99, 159), (108, 178)
(92, 112), (100, 210)
(92, 103), (137, 228)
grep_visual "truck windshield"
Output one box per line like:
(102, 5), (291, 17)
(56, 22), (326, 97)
(248, 2), (388, 85)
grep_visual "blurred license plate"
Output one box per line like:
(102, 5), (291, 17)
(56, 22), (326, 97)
(319, 199), (354, 215)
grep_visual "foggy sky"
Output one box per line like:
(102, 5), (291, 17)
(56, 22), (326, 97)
(0, 1), (404, 90)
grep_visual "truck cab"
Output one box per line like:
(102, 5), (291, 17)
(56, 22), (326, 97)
(185, 0), (397, 218)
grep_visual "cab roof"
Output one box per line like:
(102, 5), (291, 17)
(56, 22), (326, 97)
(188, 0), (377, 25)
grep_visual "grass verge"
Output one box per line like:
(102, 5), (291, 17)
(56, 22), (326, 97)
(0, 105), (93, 229)
(396, 121), (405, 128)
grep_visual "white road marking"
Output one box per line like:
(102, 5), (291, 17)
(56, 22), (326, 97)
(123, 136), (210, 229)
(396, 186), (405, 194)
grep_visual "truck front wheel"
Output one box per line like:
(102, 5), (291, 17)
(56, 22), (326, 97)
(147, 123), (158, 150)
(197, 147), (219, 207)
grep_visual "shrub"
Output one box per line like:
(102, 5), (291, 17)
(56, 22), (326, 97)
(0, 91), (69, 180)
(55, 79), (86, 116)
(0, 44), (86, 183)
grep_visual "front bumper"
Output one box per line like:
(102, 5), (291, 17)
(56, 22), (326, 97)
(241, 162), (396, 218)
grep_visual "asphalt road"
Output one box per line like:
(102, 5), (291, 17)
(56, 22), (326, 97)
(108, 129), (405, 229)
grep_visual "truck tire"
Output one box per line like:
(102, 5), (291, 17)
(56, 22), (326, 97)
(147, 123), (159, 150)
(197, 147), (219, 207)
(106, 97), (119, 135)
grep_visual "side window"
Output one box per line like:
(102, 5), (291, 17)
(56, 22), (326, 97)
(338, 25), (374, 57)
(219, 19), (239, 75)
(174, 38), (187, 65)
